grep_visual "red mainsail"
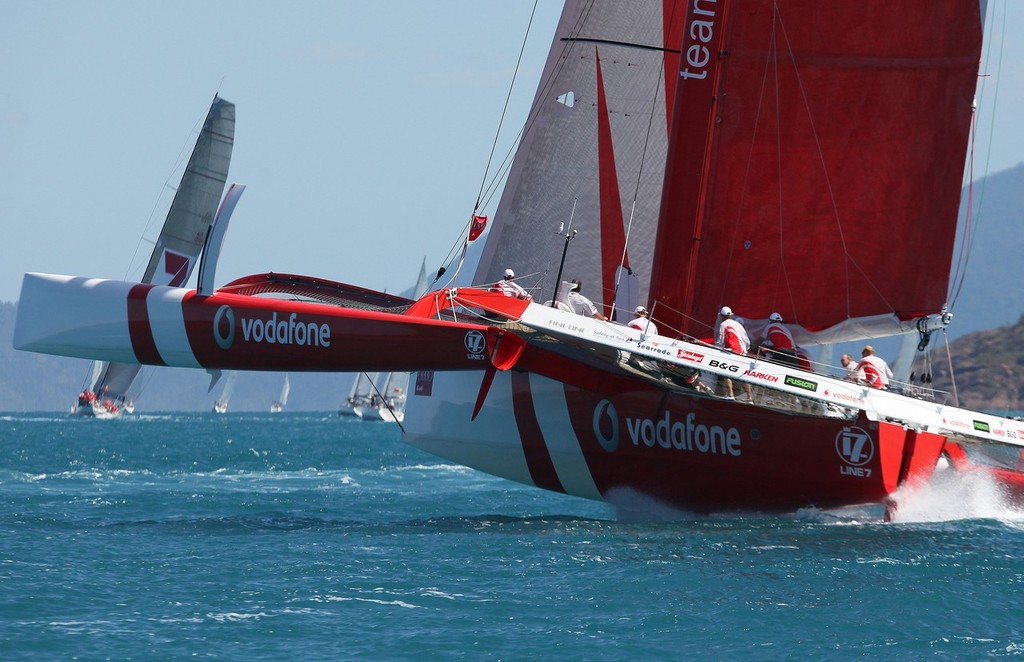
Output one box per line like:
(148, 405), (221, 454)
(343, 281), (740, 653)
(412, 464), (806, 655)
(650, 0), (982, 338)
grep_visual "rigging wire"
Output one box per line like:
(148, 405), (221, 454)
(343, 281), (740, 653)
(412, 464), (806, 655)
(948, 0), (1006, 310)
(614, 0), (679, 312)
(433, 0), (543, 284)
(473, 0), (540, 214)
(435, 2), (586, 284)
(773, 5), (895, 318)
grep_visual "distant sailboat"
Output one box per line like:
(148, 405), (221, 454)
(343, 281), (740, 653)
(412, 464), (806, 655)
(360, 372), (408, 423)
(271, 373), (290, 413)
(339, 372), (378, 417)
(212, 371), (236, 414)
(73, 95), (235, 418)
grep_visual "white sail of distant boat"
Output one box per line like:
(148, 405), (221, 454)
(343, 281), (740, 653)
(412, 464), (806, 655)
(413, 257), (429, 298)
(73, 95), (235, 419)
(338, 371), (378, 417)
(212, 371), (236, 414)
(271, 373), (290, 413)
(360, 372), (408, 423)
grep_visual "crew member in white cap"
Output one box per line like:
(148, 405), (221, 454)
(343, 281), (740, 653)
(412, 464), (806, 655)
(566, 279), (607, 320)
(628, 305), (658, 336)
(761, 311), (799, 367)
(494, 268), (531, 300)
(715, 306), (750, 400)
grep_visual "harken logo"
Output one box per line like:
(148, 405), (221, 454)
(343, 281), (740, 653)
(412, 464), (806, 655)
(835, 426), (874, 466)
(213, 305), (235, 349)
(464, 330), (486, 356)
(592, 400), (619, 452)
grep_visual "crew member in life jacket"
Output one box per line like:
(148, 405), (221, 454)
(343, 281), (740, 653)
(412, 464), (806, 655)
(494, 268), (531, 300)
(761, 311), (800, 368)
(856, 345), (893, 389)
(716, 306), (751, 400)
(567, 279), (608, 320)
(628, 305), (658, 336)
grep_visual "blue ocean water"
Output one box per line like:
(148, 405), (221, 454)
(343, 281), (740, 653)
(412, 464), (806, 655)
(2, 413), (1023, 660)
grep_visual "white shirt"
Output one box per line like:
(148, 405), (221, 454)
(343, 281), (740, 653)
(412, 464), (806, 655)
(716, 318), (750, 354)
(628, 317), (659, 336)
(495, 278), (529, 299)
(567, 291), (599, 317)
(762, 321), (795, 350)
(856, 355), (892, 388)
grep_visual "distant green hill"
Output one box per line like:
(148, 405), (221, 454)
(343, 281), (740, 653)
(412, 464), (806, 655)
(929, 313), (1024, 413)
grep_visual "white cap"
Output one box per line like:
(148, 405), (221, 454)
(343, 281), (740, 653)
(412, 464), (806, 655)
(635, 306), (647, 315)
(769, 312), (783, 322)
(504, 268), (515, 279)
(720, 306), (733, 316)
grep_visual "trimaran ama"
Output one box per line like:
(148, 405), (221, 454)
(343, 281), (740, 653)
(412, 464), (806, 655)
(15, 0), (1024, 515)
(72, 95), (235, 418)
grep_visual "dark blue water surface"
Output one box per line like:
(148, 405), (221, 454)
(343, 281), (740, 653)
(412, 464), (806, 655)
(2, 413), (1023, 660)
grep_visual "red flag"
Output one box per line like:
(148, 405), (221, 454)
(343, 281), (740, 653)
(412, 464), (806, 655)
(469, 215), (488, 241)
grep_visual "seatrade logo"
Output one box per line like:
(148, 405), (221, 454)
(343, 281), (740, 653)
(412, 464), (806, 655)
(592, 400), (742, 457)
(213, 305), (331, 350)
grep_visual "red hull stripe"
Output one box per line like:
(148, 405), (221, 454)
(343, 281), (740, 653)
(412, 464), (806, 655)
(510, 371), (565, 493)
(127, 284), (166, 366)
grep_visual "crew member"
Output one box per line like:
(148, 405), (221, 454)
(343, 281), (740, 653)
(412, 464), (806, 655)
(856, 345), (892, 389)
(715, 306), (751, 400)
(762, 312), (799, 368)
(567, 279), (607, 320)
(628, 306), (658, 336)
(494, 268), (530, 300)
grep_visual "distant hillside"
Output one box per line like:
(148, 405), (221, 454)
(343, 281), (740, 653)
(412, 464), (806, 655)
(930, 314), (1024, 412)
(948, 162), (1024, 339)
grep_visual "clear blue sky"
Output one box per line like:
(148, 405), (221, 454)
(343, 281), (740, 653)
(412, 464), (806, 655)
(2, 1), (1022, 304)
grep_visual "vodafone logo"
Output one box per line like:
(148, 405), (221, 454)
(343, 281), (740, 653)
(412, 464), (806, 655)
(592, 400), (619, 452)
(835, 426), (874, 466)
(590, 401), (742, 457)
(213, 305), (235, 349)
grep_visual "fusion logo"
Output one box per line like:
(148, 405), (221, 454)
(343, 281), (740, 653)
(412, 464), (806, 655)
(785, 374), (818, 392)
(592, 400), (619, 452)
(592, 401), (742, 457)
(464, 330), (486, 360)
(835, 426), (874, 467)
(213, 305), (235, 349)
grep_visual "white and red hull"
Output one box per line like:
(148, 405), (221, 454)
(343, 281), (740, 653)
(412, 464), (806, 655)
(15, 272), (1023, 514)
(405, 356), (945, 514)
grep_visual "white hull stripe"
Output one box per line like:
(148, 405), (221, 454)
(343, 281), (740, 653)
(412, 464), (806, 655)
(529, 372), (603, 500)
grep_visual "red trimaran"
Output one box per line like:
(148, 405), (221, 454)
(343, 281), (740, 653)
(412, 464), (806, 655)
(15, 0), (1024, 515)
